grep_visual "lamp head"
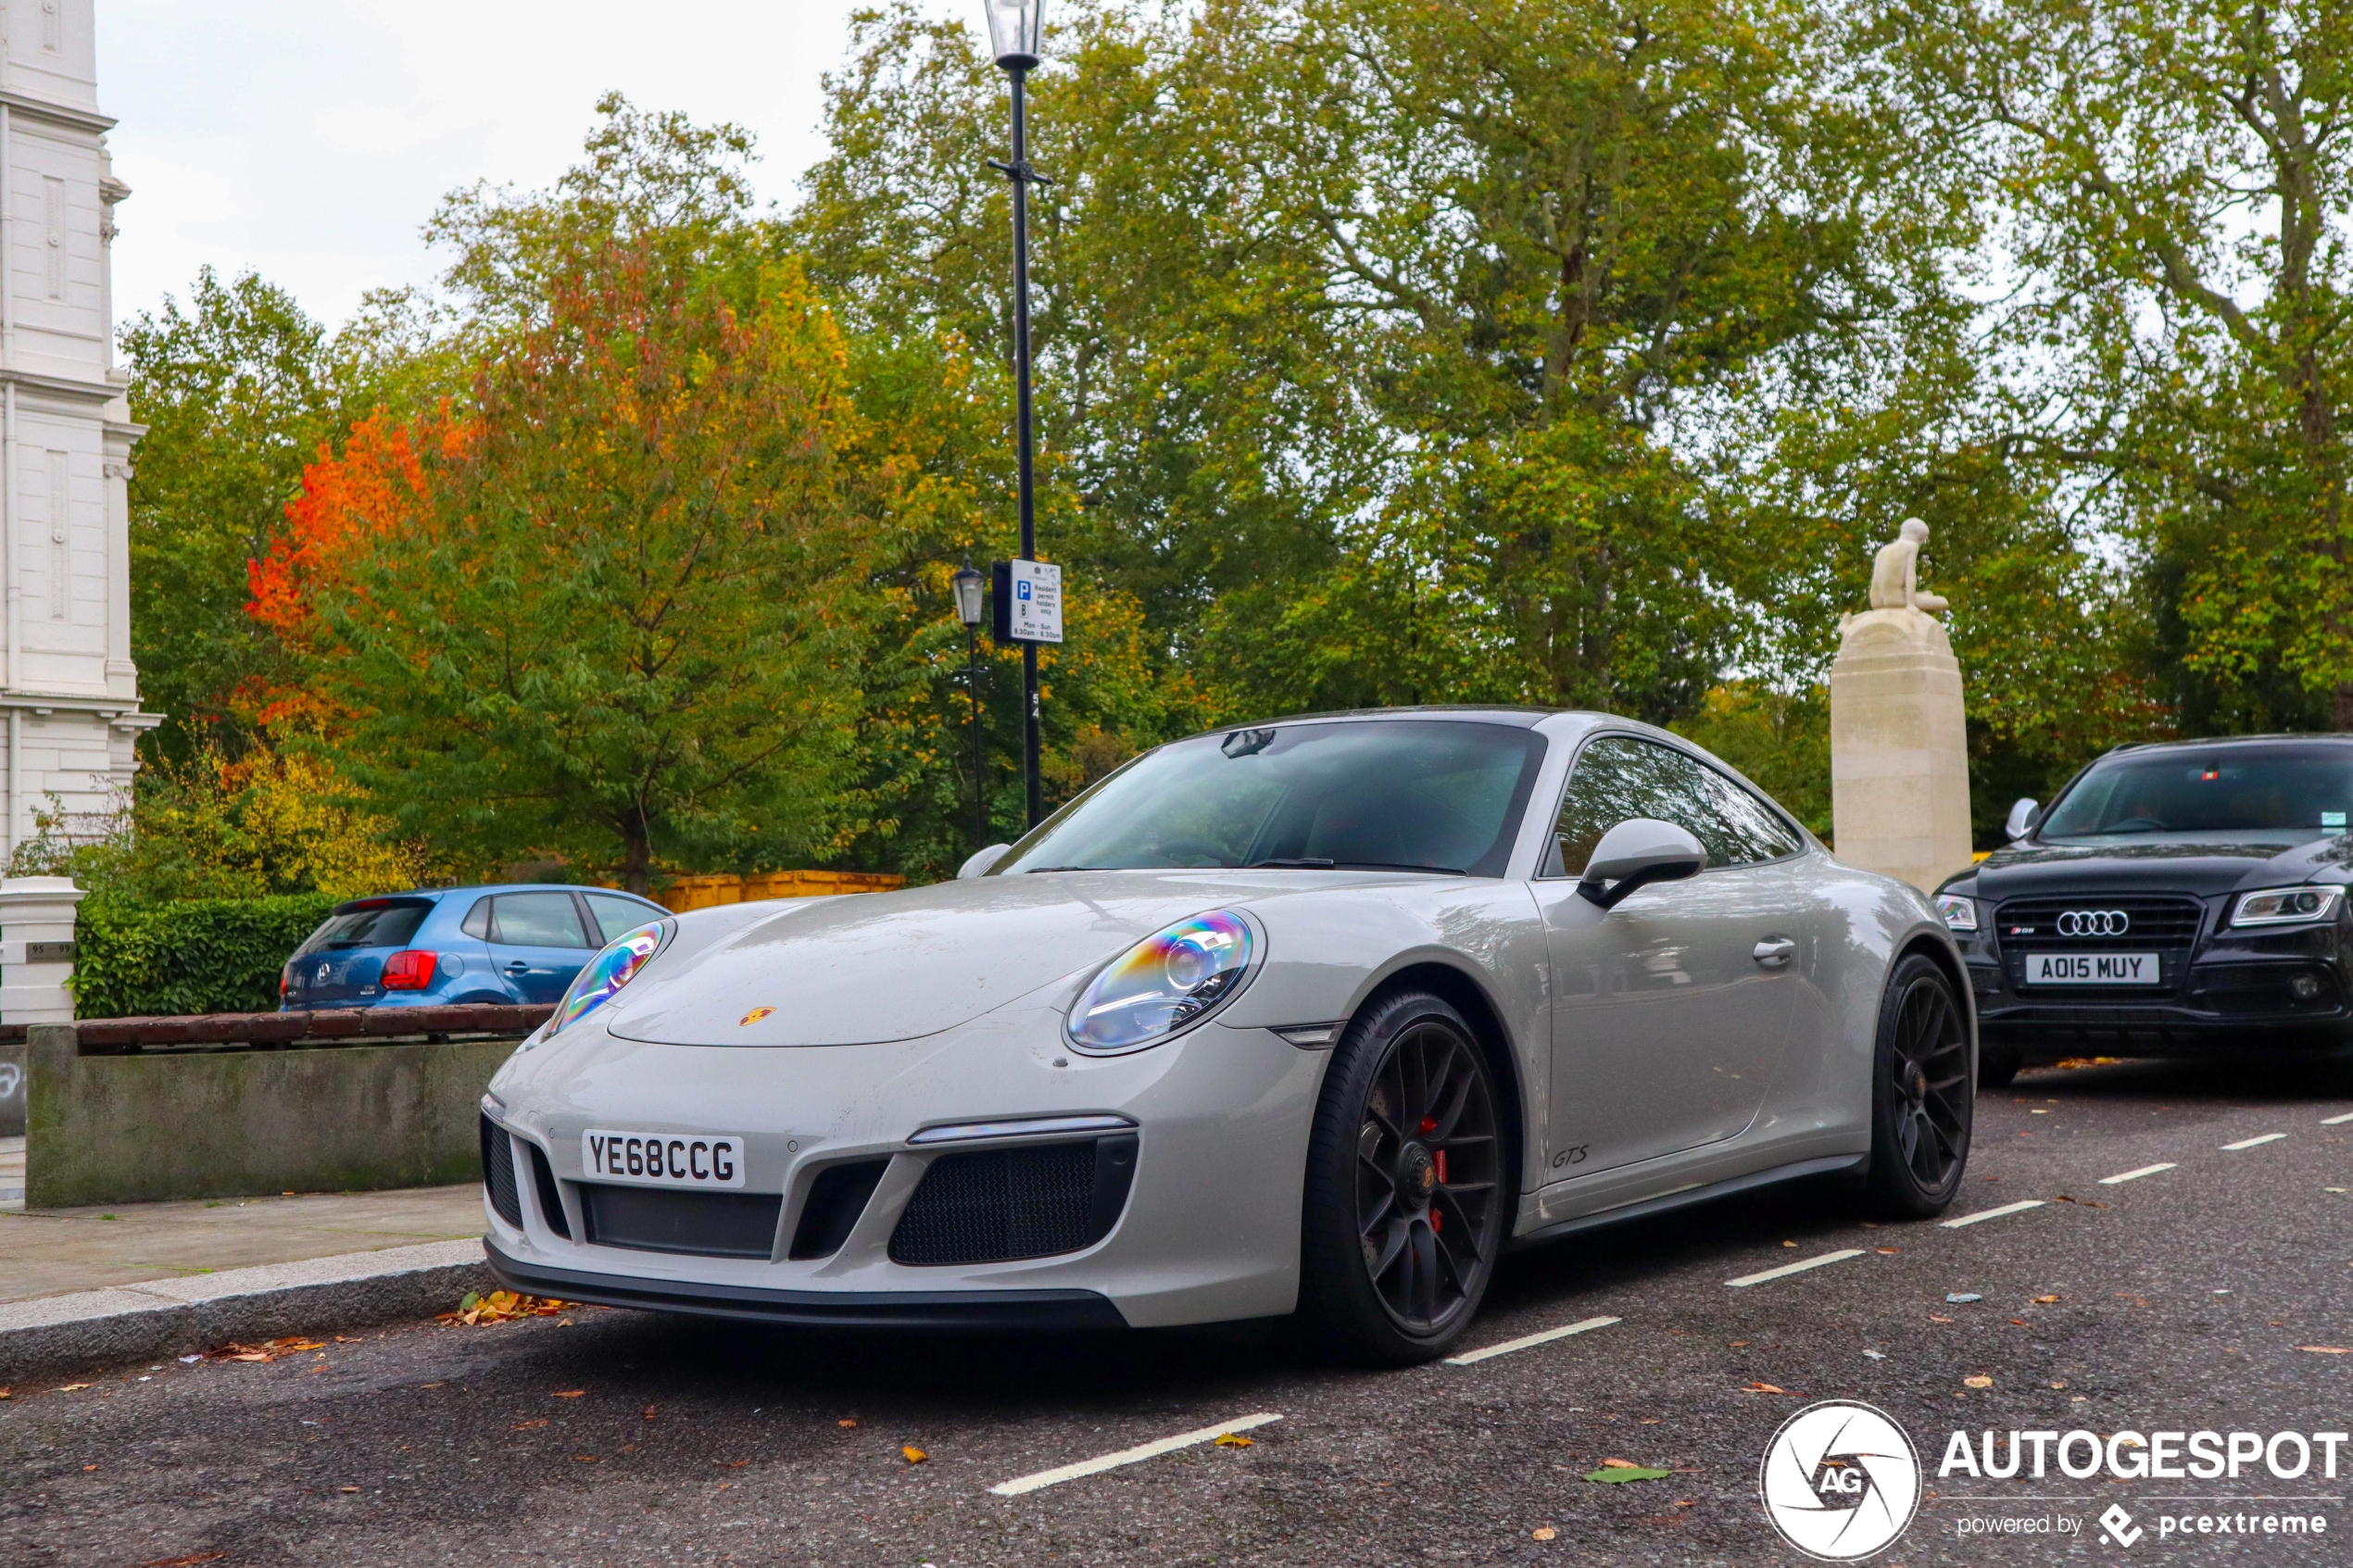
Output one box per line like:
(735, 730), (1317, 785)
(984, 0), (1042, 69)
(950, 558), (986, 629)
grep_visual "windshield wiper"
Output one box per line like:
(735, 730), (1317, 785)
(1248, 858), (1466, 875)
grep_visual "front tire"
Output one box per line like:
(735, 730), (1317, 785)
(1861, 954), (1974, 1218)
(1298, 991), (1508, 1364)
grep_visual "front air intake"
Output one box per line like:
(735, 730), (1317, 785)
(789, 1159), (888, 1260)
(527, 1143), (571, 1239)
(889, 1135), (1137, 1266)
(481, 1114), (522, 1229)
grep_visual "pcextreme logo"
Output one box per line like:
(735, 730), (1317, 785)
(1759, 1400), (1923, 1561)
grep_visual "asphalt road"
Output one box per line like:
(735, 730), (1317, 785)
(6, 1055), (2351, 1568)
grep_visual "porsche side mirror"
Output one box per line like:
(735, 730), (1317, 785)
(958, 842), (1013, 879)
(2003, 797), (2039, 840)
(1578, 819), (1708, 909)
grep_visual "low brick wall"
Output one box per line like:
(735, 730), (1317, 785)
(26, 1006), (552, 1209)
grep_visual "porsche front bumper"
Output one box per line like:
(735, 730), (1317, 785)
(478, 1004), (1331, 1330)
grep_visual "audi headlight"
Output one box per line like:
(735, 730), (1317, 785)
(1934, 894), (1979, 933)
(2231, 886), (2344, 927)
(1068, 910), (1255, 1053)
(547, 919), (671, 1036)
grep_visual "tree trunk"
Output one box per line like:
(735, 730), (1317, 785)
(621, 822), (652, 897)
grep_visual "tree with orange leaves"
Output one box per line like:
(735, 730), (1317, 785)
(282, 250), (884, 893)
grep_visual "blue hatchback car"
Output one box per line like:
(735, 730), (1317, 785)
(279, 884), (670, 1010)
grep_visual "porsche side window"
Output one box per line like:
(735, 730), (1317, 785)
(1688, 765), (1804, 864)
(1545, 737), (1798, 875)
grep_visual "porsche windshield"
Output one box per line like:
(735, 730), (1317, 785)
(2038, 746), (2353, 838)
(995, 720), (1547, 877)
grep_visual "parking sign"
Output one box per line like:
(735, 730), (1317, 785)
(991, 558), (1063, 644)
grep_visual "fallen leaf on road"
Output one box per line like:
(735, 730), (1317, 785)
(1586, 1464), (1673, 1483)
(2051, 1380), (2068, 1388)
(1874, 1248), (1899, 1255)
(2299, 1346), (2351, 1355)
(57, 1384), (91, 1392)
(1740, 1382), (1797, 1396)
(550, 1389), (585, 1399)
(213, 1337), (325, 1363)
(838, 1418), (858, 1428)
(1728, 1340), (1749, 1348)
(418, 1382), (443, 1389)
(718, 1459), (749, 1468)
(82, 1463), (97, 1471)
(2032, 1295), (2060, 1304)
(902, 1446), (928, 1464)
(338, 1486), (359, 1493)
(1780, 1240), (1797, 1248)
(1963, 1375), (1993, 1389)
(715, 1481), (730, 1491)
(511, 1419), (547, 1430)
(0, 1387), (9, 1399)
(438, 1290), (569, 1327)
(643, 1406), (658, 1422)
(573, 1455), (598, 1462)
(1214, 1434), (1253, 1448)
(1929, 1315), (1955, 1323)
(1532, 1525), (1557, 1540)
(138, 1554), (227, 1567)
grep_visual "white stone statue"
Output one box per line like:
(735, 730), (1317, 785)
(1868, 518), (1946, 614)
(1830, 516), (1971, 893)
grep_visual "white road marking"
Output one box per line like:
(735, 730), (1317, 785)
(1941, 1199), (2045, 1229)
(988, 1412), (1284, 1497)
(2221, 1133), (2287, 1150)
(1727, 1249), (1866, 1288)
(2322, 1111), (2353, 1126)
(1445, 1314), (1620, 1366)
(2097, 1163), (2176, 1185)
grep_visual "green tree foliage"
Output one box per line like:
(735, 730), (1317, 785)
(1879, 0), (2353, 731)
(120, 270), (452, 757)
(303, 252), (884, 894)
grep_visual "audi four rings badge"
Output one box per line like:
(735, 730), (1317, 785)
(2057, 909), (2131, 936)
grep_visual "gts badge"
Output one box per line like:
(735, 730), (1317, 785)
(1549, 1144), (1590, 1170)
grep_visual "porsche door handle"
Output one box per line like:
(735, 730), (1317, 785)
(1752, 937), (1796, 968)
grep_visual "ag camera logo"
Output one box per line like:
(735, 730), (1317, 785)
(1760, 1400), (1922, 1560)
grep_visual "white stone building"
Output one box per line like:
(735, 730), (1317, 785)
(0, 0), (155, 858)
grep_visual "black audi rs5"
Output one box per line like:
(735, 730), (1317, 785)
(1935, 734), (2353, 1085)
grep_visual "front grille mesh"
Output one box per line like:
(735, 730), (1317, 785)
(1994, 895), (2205, 947)
(481, 1114), (522, 1229)
(890, 1141), (1104, 1266)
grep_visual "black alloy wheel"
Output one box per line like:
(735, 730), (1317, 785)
(1300, 990), (1507, 1363)
(1861, 953), (1974, 1217)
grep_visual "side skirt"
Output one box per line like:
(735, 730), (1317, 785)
(1506, 1154), (1868, 1251)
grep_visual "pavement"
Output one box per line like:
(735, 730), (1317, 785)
(0, 1183), (485, 1305)
(2, 1055), (2350, 1566)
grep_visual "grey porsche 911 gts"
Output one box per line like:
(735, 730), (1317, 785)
(482, 708), (1972, 1363)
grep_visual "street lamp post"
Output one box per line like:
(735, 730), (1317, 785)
(950, 558), (987, 847)
(986, 0), (1046, 829)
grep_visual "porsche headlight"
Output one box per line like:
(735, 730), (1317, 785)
(2231, 886), (2344, 927)
(1934, 894), (1979, 933)
(1069, 911), (1254, 1053)
(547, 919), (670, 1035)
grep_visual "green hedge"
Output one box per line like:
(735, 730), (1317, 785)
(71, 893), (341, 1019)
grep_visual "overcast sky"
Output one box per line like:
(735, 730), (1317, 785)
(98, 1), (961, 331)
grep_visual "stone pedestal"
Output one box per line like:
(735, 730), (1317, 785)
(1830, 608), (1972, 893)
(0, 875), (83, 1026)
